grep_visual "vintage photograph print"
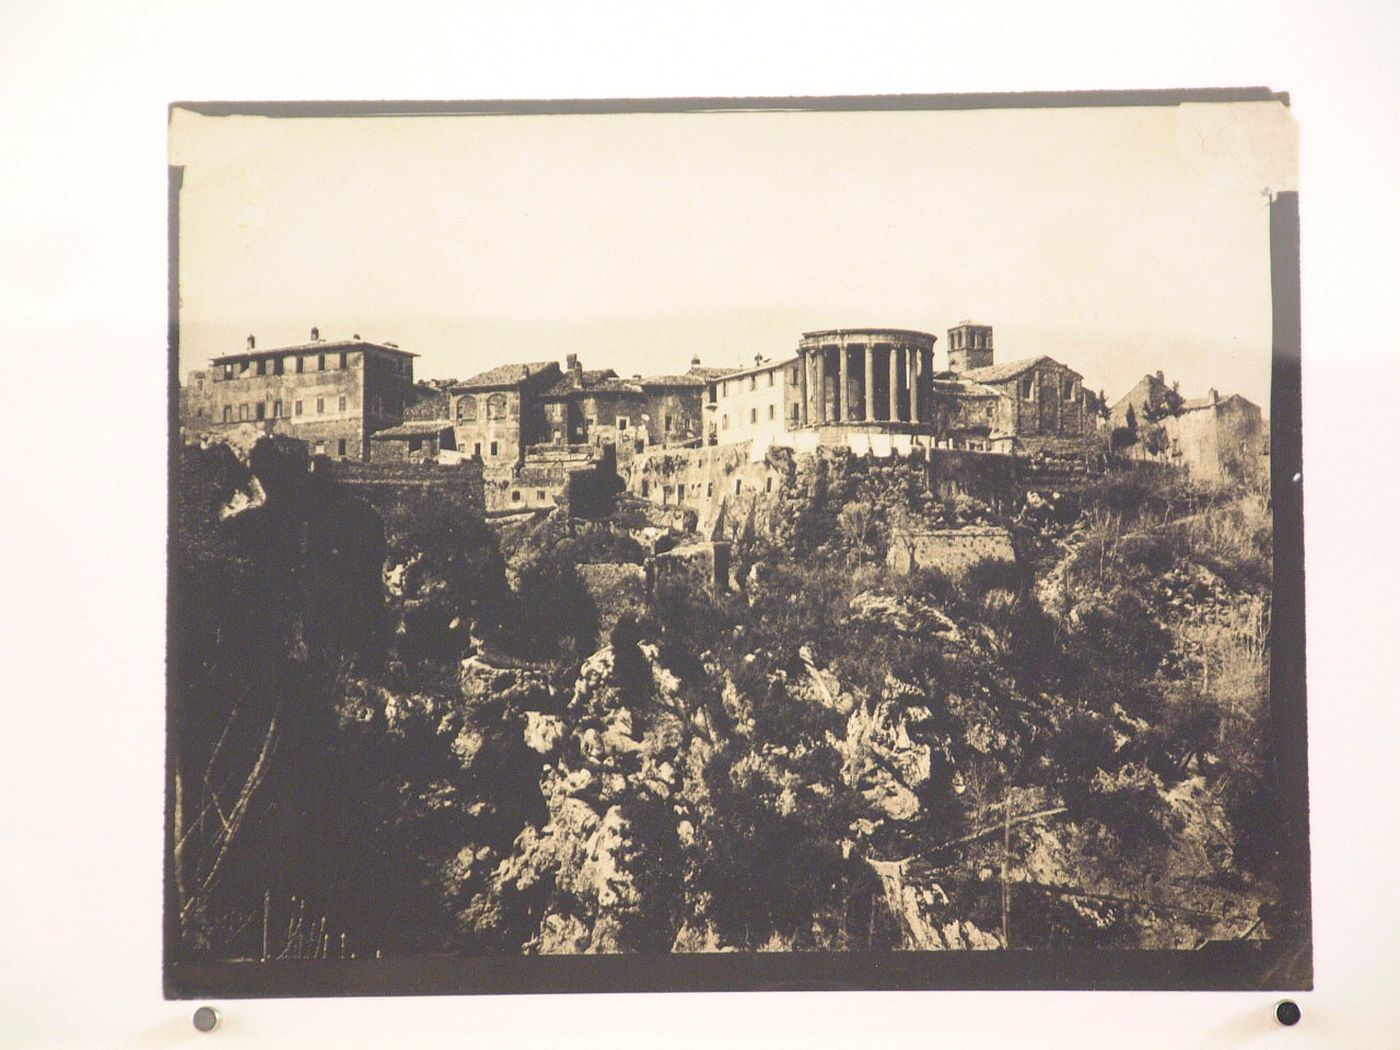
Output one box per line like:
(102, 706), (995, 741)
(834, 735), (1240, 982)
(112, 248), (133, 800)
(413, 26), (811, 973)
(166, 92), (1309, 997)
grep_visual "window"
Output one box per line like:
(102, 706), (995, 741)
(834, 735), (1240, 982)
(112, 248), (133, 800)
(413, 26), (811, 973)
(750, 408), (757, 424)
(256, 359), (266, 376)
(617, 417), (630, 431)
(734, 478), (742, 495)
(273, 357), (284, 375)
(767, 404), (775, 420)
(294, 400), (303, 416)
(337, 439), (347, 457)
(272, 400), (282, 418)
(664, 413), (673, 432)
(1063, 378), (1075, 400)
(456, 395), (477, 422)
(489, 441), (498, 457)
(790, 404), (799, 422)
(722, 414), (729, 430)
(317, 353), (326, 371)
(223, 363), (235, 380)
(511, 490), (521, 502)
(791, 367), (799, 383)
(222, 406), (232, 423)
(238, 404), (248, 421)
(339, 351), (348, 369)
(749, 375), (756, 391)
(677, 483), (685, 500)
(338, 395), (347, 413)
(196, 376), (204, 392)
(295, 356), (305, 374)
(473, 442), (482, 457)
(315, 441), (326, 455)
(537, 490), (546, 501)
(706, 481), (713, 498)
(722, 380), (728, 396)
(641, 480), (650, 497)
(1019, 378), (1033, 399)
(765, 476), (773, 493)
(486, 393), (507, 420)
(767, 371), (774, 387)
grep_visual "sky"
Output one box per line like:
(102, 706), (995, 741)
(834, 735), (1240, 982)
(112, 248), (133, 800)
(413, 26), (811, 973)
(171, 100), (1295, 410)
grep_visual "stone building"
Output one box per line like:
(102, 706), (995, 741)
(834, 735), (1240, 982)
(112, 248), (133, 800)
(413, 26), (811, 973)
(708, 354), (802, 447)
(537, 353), (723, 453)
(368, 421), (457, 463)
(943, 324), (1091, 452)
(638, 360), (721, 447)
(180, 329), (419, 460)
(449, 361), (562, 470)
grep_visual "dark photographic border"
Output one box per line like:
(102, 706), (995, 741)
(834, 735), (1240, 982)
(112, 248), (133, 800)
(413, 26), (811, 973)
(165, 89), (1310, 998)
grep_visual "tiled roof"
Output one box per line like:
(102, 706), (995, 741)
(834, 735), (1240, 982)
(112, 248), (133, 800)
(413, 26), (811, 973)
(211, 338), (416, 364)
(686, 365), (742, 381)
(370, 421), (455, 440)
(543, 368), (622, 396)
(931, 377), (1007, 398)
(453, 361), (560, 390)
(640, 373), (708, 388)
(960, 355), (1079, 384)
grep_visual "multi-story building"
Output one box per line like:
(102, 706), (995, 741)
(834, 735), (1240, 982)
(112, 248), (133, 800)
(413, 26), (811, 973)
(448, 361), (562, 470)
(708, 354), (802, 447)
(180, 329), (419, 459)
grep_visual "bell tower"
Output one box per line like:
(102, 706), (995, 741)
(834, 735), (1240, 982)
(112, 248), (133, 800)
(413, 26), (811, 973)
(947, 321), (993, 373)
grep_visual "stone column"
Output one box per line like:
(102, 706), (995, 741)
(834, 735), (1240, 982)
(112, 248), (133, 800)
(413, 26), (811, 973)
(887, 344), (899, 422)
(909, 343), (921, 425)
(799, 348), (809, 426)
(813, 349), (826, 424)
(837, 341), (849, 423)
(862, 347), (873, 425)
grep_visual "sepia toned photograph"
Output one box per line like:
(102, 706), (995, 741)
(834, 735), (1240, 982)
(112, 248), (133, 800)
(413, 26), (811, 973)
(165, 92), (1309, 997)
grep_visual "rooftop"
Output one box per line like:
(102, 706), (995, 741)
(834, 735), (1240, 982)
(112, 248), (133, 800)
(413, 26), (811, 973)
(960, 355), (1081, 384)
(452, 360), (561, 391)
(369, 421), (456, 440)
(800, 327), (938, 343)
(707, 354), (799, 383)
(210, 337), (417, 365)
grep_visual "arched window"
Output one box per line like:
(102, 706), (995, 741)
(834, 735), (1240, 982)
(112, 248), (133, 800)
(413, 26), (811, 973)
(486, 393), (508, 420)
(456, 395), (477, 422)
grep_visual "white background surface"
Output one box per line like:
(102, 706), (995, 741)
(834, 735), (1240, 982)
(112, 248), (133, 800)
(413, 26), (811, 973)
(2, 2), (1398, 1046)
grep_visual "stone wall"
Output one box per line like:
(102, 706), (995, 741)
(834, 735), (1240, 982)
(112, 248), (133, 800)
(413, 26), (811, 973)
(886, 525), (1016, 577)
(650, 541), (730, 595)
(329, 459), (486, 514)
(625, 441), (788, 538)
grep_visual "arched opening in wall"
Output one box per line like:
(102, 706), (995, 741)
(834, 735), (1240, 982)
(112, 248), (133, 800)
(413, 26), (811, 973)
(487, 393), (508, 420)
(456, 396), (478, 422)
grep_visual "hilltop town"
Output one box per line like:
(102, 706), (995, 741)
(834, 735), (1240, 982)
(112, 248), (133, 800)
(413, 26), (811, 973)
(171, 318), (1281, 963)
(181, 320), (1267, 525)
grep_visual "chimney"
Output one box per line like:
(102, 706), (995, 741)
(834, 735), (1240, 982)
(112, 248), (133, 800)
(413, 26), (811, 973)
(246, 334), (255, 350)
(566, 353), (582, 382)
(691, 354), (701, 367)
(1210, 388), (1219, 404)
(1155, 370), (1165, 383)
(310, 326), (320, 341)
(353, 333), (361, 340)
(754, 353), (764, 367)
